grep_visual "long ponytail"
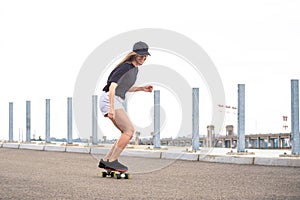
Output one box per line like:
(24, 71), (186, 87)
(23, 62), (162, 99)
(115, 51), (137, 68)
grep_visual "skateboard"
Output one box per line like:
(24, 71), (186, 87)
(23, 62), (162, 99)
(100, 168), (130, 179)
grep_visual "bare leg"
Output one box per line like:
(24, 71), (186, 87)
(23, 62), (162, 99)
(102, 115), (123, 161)
(109, 109), (134, 162)
(103, 142), (117, 161)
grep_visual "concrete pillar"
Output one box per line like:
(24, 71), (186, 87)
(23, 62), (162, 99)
(237, 84), (246, 152)
(222, 139), (225, 148)
(206, 125), (214, 148)
(252, 139), (256, 148)
(257, 137), (260, 149)
(282, 138), (285, 148)
(26, 101), (31, 142)
(135, 131), (140, 145)
(45, 99), (50, 143)
(291, 79), (300, 154)
(277, 136), (281, 148)
(226, 125), (234, 136)
(153, 90), (160, 148)
(267, 136), (271, 148)
(102, 136), (107, 143)
(263, 138), (267, 149)
(92, 95), (98, 145)
(9, 102), (13, 142)
(192, 88), (200, 151)
(247, 137), (250, 148)
(249, 138), (252, 148)
(67, 97), (73, 144)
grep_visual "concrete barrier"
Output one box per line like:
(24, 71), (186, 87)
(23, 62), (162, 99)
(1, 144), (300, 167)
(19, 144), (44, 151)
(66, 146), (91, 154)
(90, 148), (162, 159)
(44, 145), (66, 152)
(90, 148), (109, 155)
(200, 155), (254, 165)
(254, 157), (300, 167)
(3, 143), (20, 149)
(122, 149), (162, 159)
(161, 152), (199, 161)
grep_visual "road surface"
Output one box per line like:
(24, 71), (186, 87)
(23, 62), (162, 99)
(0, 148), (299, 199)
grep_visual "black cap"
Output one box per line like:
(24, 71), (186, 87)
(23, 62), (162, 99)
(133, 41), (151, 56)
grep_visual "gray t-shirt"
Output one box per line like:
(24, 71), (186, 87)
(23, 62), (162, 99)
(102, 62), (138, 99)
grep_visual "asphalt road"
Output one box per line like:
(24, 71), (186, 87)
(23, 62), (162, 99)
(0, 148), (299, 200)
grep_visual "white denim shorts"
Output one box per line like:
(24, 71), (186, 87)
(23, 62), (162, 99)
(99, 92), (124, 116)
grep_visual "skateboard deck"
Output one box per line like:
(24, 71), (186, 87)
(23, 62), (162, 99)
(100, 168), (130, 179)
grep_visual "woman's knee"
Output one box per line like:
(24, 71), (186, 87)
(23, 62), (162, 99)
(124, 126), (135, 138)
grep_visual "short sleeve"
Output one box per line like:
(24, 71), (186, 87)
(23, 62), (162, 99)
(108, 64), (131, 83)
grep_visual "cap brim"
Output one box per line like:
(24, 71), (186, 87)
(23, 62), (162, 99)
(137, 51), (151, 56)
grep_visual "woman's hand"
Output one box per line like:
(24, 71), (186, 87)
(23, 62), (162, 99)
(107, 110), (115, 120)
(143, 85), (153, 93)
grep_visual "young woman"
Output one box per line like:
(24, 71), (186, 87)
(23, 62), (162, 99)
(98, 41), (153, 171)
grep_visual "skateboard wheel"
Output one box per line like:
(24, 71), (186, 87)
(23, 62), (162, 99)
(110, 172), (115, 178)
(101, 171), (107, 177)
(114, 173), (121, 179)
(102, 169), (130, 179)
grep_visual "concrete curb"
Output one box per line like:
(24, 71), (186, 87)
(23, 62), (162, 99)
(1, 144), (300, 167)
(254, 157), (300, 167)
(162, 152), (199, 161)
(3, 143), (20, 149)
(200, 155), (254, 165)
(90, 148), (162, 159)
(19, 144), (44, 151)
(122, 149), (162, 159)
(90, 148), (109, 155)
(66, 146), (91, 154)
(44, 145), (66, 152)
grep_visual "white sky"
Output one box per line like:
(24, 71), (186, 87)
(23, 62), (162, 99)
(0, 0), (300, 141)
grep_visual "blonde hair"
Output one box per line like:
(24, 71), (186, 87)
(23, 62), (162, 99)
(115, 51), (137, 68)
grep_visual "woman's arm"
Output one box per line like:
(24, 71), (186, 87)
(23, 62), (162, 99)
(128, 85), (153, 92)
(108, 82), (118, 119)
